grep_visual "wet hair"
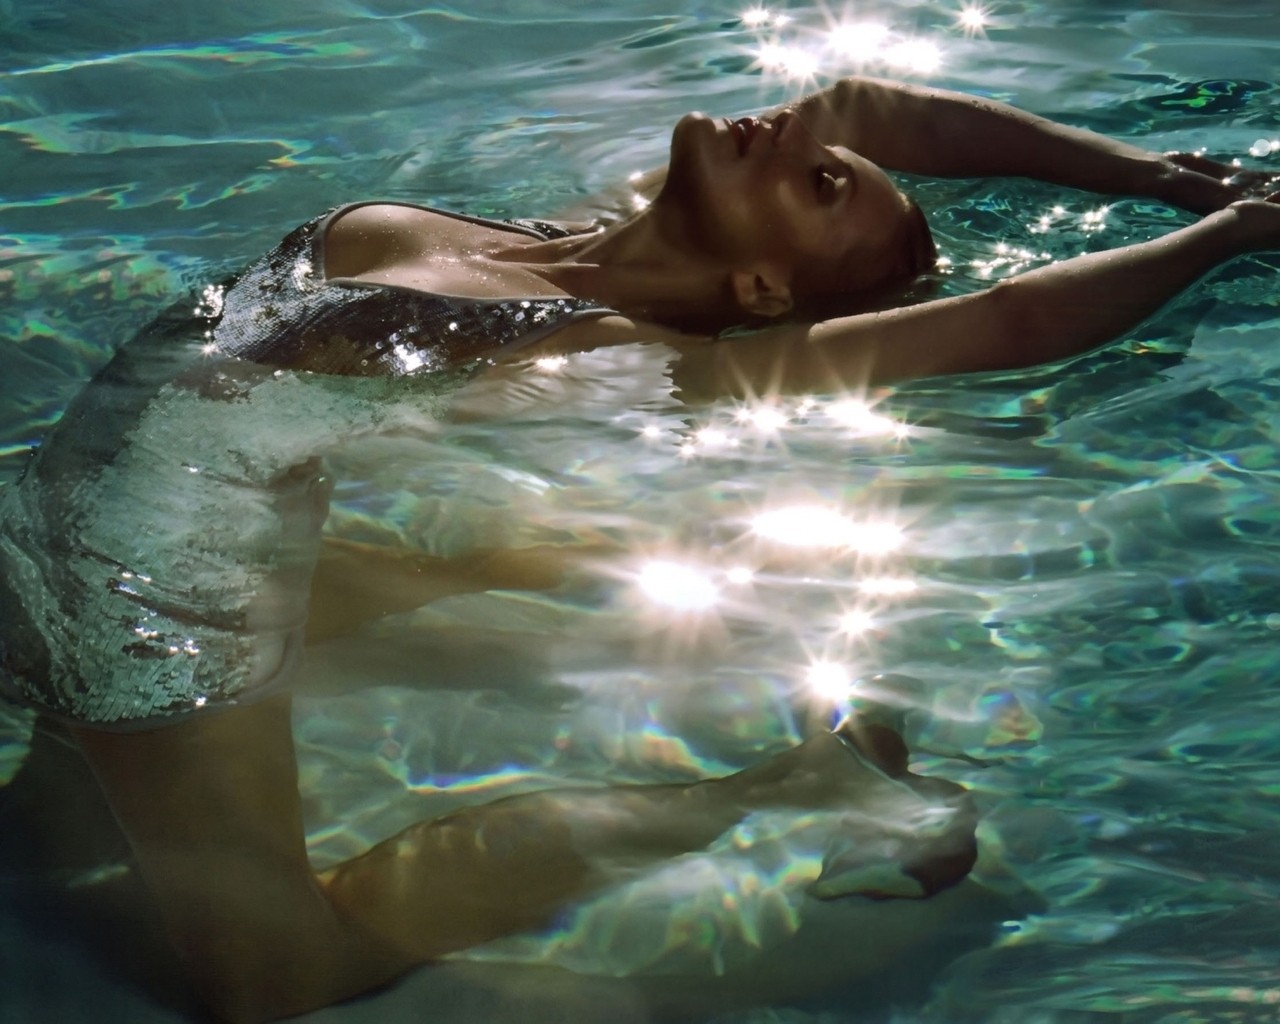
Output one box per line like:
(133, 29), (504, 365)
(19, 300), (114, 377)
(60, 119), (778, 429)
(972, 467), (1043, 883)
(899, 197), (940, 280)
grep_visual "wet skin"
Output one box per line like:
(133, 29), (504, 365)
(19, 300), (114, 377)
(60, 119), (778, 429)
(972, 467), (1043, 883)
(655, 108), (916, 292)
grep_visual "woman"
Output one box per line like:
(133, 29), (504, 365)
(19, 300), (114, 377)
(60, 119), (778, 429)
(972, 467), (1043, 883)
(1, 75), (1277, 1022)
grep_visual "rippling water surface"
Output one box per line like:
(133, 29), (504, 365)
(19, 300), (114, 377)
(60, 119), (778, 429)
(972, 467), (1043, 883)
(3, 1), (1280, 1021)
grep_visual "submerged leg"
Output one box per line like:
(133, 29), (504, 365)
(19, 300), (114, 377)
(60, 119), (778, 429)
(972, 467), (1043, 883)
(73, 697), (974, 1022)
(305, 536), (608, 642)
(71, 697), (414, 1023)
(319, 717), (976, 958)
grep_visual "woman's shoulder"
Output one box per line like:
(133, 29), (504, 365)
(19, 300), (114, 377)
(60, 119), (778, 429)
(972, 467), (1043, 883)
(324, 201), (596, 244)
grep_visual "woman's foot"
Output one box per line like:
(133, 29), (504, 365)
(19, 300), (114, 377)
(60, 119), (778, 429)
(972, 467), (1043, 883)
(830, 718), (977, 899)
(730, 719), (977, 900)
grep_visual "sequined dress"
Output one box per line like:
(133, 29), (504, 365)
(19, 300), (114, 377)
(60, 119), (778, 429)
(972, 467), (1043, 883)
(0, 204), (613, 728)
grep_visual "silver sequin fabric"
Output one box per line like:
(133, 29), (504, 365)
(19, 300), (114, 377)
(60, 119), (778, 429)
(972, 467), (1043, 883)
(0, 207), (612, 728)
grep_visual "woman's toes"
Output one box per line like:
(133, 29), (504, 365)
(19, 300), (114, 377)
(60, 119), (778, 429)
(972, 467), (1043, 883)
(813, 721), (978, 901)
(898, 775), (978, 898)
(833, 719), (910, 778)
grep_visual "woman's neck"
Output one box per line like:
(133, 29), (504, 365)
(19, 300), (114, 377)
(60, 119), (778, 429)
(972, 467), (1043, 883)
(510, 209), (731, 327)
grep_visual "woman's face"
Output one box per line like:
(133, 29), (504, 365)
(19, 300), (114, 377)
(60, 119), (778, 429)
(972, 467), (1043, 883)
(657, 108), (919, 295)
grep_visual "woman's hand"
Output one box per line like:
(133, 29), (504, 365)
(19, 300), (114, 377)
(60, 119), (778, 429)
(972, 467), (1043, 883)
(1220, 193), (1280, 252)
(1156, 151), (1280, 213)
(782, 76), (1280, 217)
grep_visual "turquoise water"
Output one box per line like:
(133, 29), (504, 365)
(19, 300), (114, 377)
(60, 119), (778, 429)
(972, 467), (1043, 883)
(3, 0), (1280, 1021)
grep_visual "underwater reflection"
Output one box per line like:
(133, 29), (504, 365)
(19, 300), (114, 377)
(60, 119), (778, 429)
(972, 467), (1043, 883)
(751, 505), (904, 554)
(634, 559), (720, 612)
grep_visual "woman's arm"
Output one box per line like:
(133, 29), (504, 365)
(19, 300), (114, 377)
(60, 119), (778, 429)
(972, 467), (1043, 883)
(671, 199), (1280, 399)
(788, 76), (1277, 214)
(587, 78), (1275, 222)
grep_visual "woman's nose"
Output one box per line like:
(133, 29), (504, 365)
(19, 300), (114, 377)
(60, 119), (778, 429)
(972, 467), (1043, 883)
(770, 108), (821, 157)
(771, 108), (798, 146)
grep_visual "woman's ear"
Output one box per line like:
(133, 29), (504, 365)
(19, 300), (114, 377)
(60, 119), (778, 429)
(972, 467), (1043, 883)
(730, 266), (794, 319)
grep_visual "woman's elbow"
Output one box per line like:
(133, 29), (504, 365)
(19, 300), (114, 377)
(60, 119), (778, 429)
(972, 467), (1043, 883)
(979, 279), (1042, 370)
(912, 282), (1034, 379)
(977, 278), (1112, 373)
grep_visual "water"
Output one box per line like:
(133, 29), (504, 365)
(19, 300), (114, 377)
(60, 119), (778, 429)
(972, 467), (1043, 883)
(3, 0), (1280, 1021)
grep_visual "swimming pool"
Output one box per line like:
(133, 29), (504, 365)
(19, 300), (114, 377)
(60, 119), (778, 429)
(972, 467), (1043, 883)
(2, 0), (1279, 1020)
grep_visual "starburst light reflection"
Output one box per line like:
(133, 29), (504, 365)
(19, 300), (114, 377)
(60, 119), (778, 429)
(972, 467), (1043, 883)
(1029, 203), (1072, 234)
(695, 426), (738, 451)
(838, 609), (876, 635)
(534, 355), (568, 373)
(827, 21), (891, 62)
(194, 283), (225, 318)
(741, 6), (772, 28)
(885, 38), (943, 74)
(858, 575), (919, 596)
(735, 404), (790, 433)
(754, 41), (820, 81)
(636, 560), (721, 612)
(971, 242), (1049, 280)
(826, 398), (905, 437)
(752, 506), (904, 554)
(1081, 206), (1110, 233)
(807, 660), (853, 703)
(956, 3), (991, 36)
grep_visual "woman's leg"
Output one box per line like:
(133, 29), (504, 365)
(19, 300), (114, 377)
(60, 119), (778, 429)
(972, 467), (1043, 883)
(305, 536), (608, 642)
(70, 697), (414, 1023)
(73, 699), (974, 1022)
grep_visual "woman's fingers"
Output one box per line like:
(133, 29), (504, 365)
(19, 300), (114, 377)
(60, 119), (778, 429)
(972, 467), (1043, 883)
(1165, 150), (1227, 177)
(1157, 153), (1241, 212)
(1223, 197), (1280, 252)
(1227, 171), (1280, 199)
(1164, 151), (1280, 207)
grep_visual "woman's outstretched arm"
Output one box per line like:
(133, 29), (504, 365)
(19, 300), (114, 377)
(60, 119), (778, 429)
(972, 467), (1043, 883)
(590, 78), (1275, 223)
(789, 76), (1278, 213)
(670, 198), (1280, 399)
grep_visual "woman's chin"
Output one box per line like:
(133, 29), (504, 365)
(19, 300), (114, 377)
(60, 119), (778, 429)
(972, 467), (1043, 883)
(667, 112), (720, 172)
(657, 115), (718, 214)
